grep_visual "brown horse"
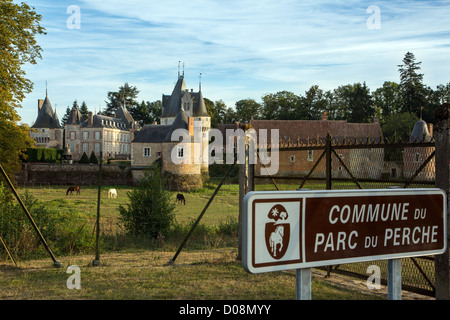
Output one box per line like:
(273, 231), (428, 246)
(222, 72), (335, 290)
(66, 186), (80, 195)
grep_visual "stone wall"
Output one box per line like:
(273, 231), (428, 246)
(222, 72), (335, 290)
(16, 163), (133, 186)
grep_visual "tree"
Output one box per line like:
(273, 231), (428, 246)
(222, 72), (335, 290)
(382, 112), (419, 142)
(332, 83), (374, 123)
(119, 164), (175, 238)
(301, 85), (328, 120)
(0, 1), (46, 175)
(261, 91), (301, 120)
(434, 82), (450, 104)
(104, 83), (140, 116)
(78, 152), (89, 164)
(80, 101), (89, 121)
(61, 106), (72, 128)
(372, 81), (402, 122)
(89, 151), (98, 164)
(398, 52), (426, 115)
(347, 82), (374, 123)
(235, 99), (262, 122)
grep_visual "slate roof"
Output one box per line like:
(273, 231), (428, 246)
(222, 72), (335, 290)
(161, 75), (209, 118)
(161, 76), (186, 118)
(31, 96), (62, 129)
(164, 108), (190, 142)
(192, 90), (209, 117)
(133, 124), (171, 143)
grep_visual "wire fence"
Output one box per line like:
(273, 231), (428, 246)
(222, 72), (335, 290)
(253, 137), (437, 296)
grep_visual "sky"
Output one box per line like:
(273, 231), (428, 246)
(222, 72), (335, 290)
(17, 0), (450, 126)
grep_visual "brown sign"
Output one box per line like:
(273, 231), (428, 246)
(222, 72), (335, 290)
(242, 189), (447, 273)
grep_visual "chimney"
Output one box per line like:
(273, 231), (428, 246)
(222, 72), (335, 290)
(321, 112), (327, 121)
(38, 99), (44, 111)
(188, 117), (194, 136)
(88, 111), (93, 126)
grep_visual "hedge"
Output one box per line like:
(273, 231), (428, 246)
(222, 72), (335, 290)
(24, 148), (63, 163)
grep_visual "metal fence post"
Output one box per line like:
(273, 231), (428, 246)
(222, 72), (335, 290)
(388, 259), (402, 300)
(296, 268), (312, 300)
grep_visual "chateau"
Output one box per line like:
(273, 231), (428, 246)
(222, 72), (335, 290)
(131, 73), (211, 189)
(65, 102), (141, 161)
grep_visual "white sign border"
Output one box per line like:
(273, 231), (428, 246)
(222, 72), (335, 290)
(242, 188), (447, 274)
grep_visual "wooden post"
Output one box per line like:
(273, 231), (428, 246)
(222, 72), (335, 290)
(93, 150), (102, 267)
(238, 140), (254, 260)
(325, 133), (332, 190)
(434, 103), (449, 300)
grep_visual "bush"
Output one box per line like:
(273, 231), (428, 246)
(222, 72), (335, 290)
(79, 152), (90, 164)
(0, 183), (92, 259)
(23, 147), (63, 163)
(89, 151), (99, 164)
(119, 164), (175, 238)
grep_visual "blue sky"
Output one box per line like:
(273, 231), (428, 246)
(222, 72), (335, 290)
(18, 0), (450, 125)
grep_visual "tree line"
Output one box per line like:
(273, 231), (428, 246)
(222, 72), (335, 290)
(206, 52), (449, 141)
(66, 52), (447, 142)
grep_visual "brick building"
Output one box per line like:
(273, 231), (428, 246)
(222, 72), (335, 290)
(219, 114), (383, 178)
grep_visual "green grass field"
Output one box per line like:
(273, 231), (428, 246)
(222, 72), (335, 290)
(0, 183), (430, 300)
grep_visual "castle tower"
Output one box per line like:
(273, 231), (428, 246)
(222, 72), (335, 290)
(30, 90), (63, 149)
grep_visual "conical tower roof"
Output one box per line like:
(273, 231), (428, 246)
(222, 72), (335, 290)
(192, 89), (209, 117)
(161, 76), (186, 118)
(164, 108), (189, 142)
(411, 119), (432, 142)
(31, 95), (61, 129)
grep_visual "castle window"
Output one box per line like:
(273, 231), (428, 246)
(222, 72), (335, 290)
(177, 146), (184, 158)
(144, 147), (151, 157)
(82, 143), (88, 153)
(307, 150), (314, 162)
(414, 153), (421, 162)
(289, 155), (295, 163)
(95, 132), (101, 140)
(70, 131), (76, 139)
(83, 132), (88, 140)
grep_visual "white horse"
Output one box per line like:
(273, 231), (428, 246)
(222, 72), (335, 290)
(269, 225), (284, 257)
(108, 188), (117, 199)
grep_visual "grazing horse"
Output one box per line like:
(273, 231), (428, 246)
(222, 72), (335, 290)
(176, 193), (186, 205)
(66, 186), (80, 195)
(108, 188), (118, 199)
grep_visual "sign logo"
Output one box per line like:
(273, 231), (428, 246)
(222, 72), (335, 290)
(265, 204), (290, 259)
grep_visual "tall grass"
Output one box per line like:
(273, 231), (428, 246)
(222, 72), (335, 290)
(0, 183), (93, 259)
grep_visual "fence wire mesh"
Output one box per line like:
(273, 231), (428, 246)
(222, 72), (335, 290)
(254, 139), (437, 296)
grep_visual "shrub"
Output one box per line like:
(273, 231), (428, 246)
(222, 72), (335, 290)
(79, 152), (90, 164)
(89, 151), (99, 164)
(118, 164), (175, 238)
(0, 183), (92, 258)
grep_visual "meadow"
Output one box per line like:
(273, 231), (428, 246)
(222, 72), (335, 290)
(0, 182), (414, 300)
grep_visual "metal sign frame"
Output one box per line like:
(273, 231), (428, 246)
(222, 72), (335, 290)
(242, 188), (447, 274)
